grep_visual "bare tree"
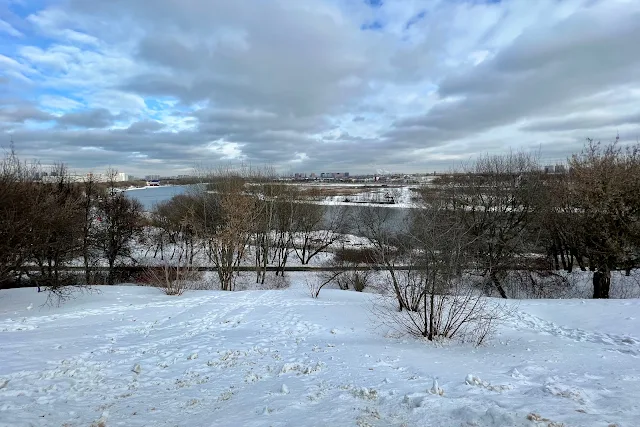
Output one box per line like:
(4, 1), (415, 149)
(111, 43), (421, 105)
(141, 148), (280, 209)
(567, 139), (640, 298)
(0, 149), (39, 287)
(534, 173), (587, 273)
(28, 164), (84, 292)
(251, 178), (282, 285)
(197, 167), (258, 291)
(0, 152), (94, 301)
(292, 202), (346, 265)
(307, 269), (344, 299)
(80, 172), (103, 285)
(96, 171), (144, 285)
(355, 203), (409, 310)
(439, 152), (543, 298)
(151, 194), (200, 263)
(374, 187), (507, 346)
(271, 185), (299, 276)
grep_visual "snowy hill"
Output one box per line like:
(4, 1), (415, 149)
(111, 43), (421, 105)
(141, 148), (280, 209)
(1, 285), (639, 426)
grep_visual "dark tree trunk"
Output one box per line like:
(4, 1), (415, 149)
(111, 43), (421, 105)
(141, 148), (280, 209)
(567, 253), (574, 273)
(592, 268), (611, 299)
(108, 258), (115, 286)
(490, 272), (508, 299)
(551, 245), (560, 270)
(576, 253), (586, 271)
(559, 247), (568, 271)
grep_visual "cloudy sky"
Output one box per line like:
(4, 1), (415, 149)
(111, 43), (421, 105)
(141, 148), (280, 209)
(1, 0), (639, 176)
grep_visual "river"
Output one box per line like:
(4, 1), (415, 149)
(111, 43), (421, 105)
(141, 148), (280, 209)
(125, 185), (410, 235)
(124, 185), (196, 211)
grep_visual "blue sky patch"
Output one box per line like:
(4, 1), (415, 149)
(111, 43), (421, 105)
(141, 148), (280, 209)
(364, 0), (383, 8)
(361, 20), (384, 31)
(405, 11), (426, 30)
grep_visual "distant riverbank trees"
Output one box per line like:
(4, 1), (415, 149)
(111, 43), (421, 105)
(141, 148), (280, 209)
(1, 138), (639, 301)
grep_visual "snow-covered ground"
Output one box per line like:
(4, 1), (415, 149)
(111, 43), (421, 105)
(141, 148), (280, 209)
(318, 186), (417, 209)
(1, 282), (639, 426)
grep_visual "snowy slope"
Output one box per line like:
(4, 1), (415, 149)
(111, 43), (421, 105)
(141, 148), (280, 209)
(1, 284), (639, 427)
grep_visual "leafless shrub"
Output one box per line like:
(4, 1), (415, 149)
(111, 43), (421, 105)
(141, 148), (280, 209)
(502, 270), (570, 299)
(374, 280), (509, 346)
(144, 259), (202, 296)
(263, 274), (290, 290)
(369, 181), (510, 345)
(324, 248), (375, 292)
(43, 280), (99, 306)
(335, 268), (372, 292)
(307, 270), (343, 299)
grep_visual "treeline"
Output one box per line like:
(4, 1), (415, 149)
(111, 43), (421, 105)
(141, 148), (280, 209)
(340, 139), (640, 342)
(0, 151), (143, 298)
(407, 139), (640, 299)
(1, 139), (639, 304)
(144, 168), (348, 292)
(0, 156), (348, 296)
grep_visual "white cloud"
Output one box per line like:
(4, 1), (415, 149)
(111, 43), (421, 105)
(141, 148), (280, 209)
(0, 18), (22, 37)
(2, 0), (639, 175)
(207, 140), (246, 160)
(27, 8), (97, 45)
(39, 95), (84, 113)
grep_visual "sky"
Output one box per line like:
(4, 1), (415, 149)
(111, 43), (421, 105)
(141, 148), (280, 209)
(1, 0), (639, 176)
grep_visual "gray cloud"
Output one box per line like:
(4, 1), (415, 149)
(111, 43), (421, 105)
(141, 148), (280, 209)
(102, 0), (387, 117)
(125, 120), (165, 134)
(523, 112), (640, 133)
(390, 6), (640, 147)
(0, 104), (53, 124)
(4, 0), (640, 175)
(56, 108), (121, 128)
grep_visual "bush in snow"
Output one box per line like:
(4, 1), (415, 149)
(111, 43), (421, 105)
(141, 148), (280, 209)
(266, 274), (290, 290)
(375, 275), (508, 346)
(336, 268), (371, 292)
(372, 190), (510, 346)
(325, 255), (373, 293)
(306, 270), (343, 298)
(143, 249), (201, 296)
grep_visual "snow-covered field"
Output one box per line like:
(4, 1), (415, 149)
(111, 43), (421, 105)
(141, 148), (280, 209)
(317, 186), (417, 209)
(1, 282), (639, 426)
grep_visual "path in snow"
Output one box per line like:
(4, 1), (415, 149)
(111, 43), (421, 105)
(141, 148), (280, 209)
(1, 286), (639, 426)
(512, 310), (640, 356)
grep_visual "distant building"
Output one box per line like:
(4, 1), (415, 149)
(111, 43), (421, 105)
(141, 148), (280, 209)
(145, 174), (161, 181)
(85, 172), (107, 182)
(544, 165), (567, 174)
(116, 172), (131, 182)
